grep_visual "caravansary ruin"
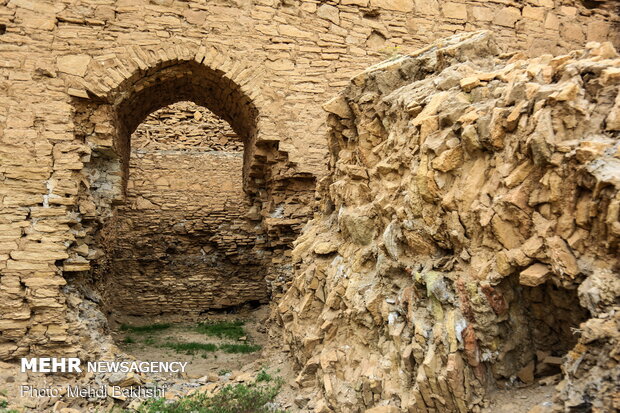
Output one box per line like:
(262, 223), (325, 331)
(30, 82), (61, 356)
(0, 0), (618, 411)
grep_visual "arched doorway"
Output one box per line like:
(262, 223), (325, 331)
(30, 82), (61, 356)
(99, 101), (268, 319)
(68, 57), (291, 322)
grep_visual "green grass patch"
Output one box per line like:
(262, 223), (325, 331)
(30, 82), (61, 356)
(162, 341), (260, 355)
(120, 323), (171, 333)
(256, 368), (273, 383)
(219, 344), (261, 354)
(123, 336), (135, 344)
(136, 378), (285, 413)
(163, 342), (218, 355)
(196, 320), (246, 340)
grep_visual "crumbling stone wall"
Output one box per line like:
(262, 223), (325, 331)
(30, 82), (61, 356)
(277, 32), (619, 412)
(131, 102), (243, 152)
(95, 102), (268, 317)
(0, 0), (617, 360)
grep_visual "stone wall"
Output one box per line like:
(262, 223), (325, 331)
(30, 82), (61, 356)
(94, 102), (269, 318)
(132, 101), (243, 152)
(0, 0), (617, 359)
(276, 32), (620, 412)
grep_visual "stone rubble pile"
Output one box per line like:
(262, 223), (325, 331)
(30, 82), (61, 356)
(132, 101), (243, 152)
(276, 31), (620, 412)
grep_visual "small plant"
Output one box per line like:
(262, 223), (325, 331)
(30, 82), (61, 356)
(196, 320), (245, 340)
(123, 336), (135, 344)
(218, 369), (231, 375)
(144, 337), (156, 345)
(256, 368), (272, 383)
(136, 378), (286, 413)
(120, 323), (171, 333)
(164, 342), (217, 355)
(0, 399), (19, 413)
(206, 379), (285, 413)
(219, 343), (261, 354)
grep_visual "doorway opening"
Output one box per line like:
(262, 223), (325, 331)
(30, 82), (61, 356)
(97, 101), (268, 322)
(493, 276), (590, 385)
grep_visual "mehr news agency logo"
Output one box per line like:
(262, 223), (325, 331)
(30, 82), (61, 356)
(19, 357), (188, 399)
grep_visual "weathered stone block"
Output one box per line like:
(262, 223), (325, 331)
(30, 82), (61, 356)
(56, 55), (92, 77)
(493, 7), (521, 28)
(519, 263), (551, 286)
(442, 2), (467, 20)
(414, 0), (439, 15)
(317, 4), (340, 25)
(371, 0), (413, 12)
(522, 5), (545, 22)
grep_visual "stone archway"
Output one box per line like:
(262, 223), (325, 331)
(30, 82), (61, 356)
(65, 44), (316, 321)
(0, 42), (317, 360)
(71, 43), (269, 200)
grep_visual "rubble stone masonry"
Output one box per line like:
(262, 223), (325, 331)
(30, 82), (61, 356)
(0, 0), (617, 373)
(97, 102), (267, 317)
(277, 32), (619, 412)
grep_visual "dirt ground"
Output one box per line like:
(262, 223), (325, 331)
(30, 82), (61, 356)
(113, 310), (270, 378)
(112, 305), (303, 411)
(482, 381), (557, 413)
(0, 305), (303, 412)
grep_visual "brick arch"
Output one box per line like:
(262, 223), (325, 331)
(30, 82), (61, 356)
(67, 42), (314, 259)
(78, 43), (266, 110)
(73, 43), (281, 193)
(63, 42), (316, 315)
(115, 61), (257, 141)
(58, 43), (306, 321)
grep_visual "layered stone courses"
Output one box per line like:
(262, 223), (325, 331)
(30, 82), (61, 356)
(98, 102), (268, 316)
(0, 0), (617, 363)
(131, 102), (243, 152)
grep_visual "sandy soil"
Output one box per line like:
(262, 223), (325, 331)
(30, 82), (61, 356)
(482, 381), (557, 413)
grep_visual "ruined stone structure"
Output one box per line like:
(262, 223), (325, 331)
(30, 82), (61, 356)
(0, 0), (618, 410)
(97, 102), (269, 317)
(277, 32), (620, 412)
